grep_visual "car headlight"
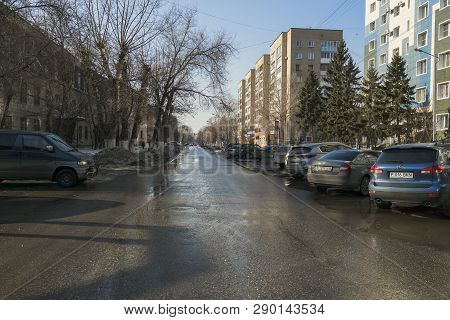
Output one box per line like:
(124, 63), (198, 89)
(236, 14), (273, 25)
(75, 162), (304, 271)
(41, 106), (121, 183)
(78, 160), (89, 166)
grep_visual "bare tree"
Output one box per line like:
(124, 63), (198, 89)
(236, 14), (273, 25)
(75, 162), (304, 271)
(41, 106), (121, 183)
(146, 6), (234, 145)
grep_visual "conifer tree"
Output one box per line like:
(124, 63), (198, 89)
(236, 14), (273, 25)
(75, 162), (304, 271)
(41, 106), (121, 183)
(383, 52), (415, 143)
(319, 41), (361, 144)
(360, 65), (389, 148)
(296, 70), (322, 141)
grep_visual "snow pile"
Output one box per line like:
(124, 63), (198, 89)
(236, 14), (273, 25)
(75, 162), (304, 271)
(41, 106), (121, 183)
(93, 147), (140, 166)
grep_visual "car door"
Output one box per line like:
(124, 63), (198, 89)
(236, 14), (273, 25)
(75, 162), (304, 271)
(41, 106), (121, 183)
(20, 134), (56, 180)
(0, 133), (21, 179)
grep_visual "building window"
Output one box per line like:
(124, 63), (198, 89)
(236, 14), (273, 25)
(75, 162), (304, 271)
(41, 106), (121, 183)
(417, 59), (427, 75)
(436, 113), (449, 131)
(416, 87), (427, 103)
(308, 52), (315, 60)
(381, 33), (388, 45)
(369, 40), (375, 51)
(438, 51), (450, 69)
(295, 52), (303, 60)
(370, 2), (376, 12)
(308, 65), (314, 71)
(308, 40), (315, 48)
(418, 3), (428, 20)
(381, 0), (387, 5)
(380, 53), (387, 65)
(295, 64), (300, 71)
(381, 13), (387, 24)
(20, 118), (28, 131)
(417, 31), (428, 47)
(368, 58), (375, 68)
(437, 82), (450, 100)
(441, 0), (449, 9)
(392, 26), (400, 38)
(439, 20), (449, 39)
(369, 21), (376, 32)
(407, 20), (410, 31)
(296, 40), (302, 47)
(33, 118), (41, 131)
(393, 48), (400, 56)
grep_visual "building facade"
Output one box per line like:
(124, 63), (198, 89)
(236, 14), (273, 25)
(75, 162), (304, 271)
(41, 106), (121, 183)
(238, 28), (343, 146)
(364, 0), (450, 138)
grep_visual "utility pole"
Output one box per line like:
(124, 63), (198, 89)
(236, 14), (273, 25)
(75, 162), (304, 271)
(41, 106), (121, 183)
(414, 48), (439, 141)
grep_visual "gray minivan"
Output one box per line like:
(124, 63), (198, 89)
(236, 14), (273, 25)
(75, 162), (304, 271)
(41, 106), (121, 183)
(0, 130), (97, 187)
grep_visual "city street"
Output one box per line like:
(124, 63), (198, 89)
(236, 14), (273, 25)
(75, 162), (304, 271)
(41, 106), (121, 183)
(0, 147), (449, 299)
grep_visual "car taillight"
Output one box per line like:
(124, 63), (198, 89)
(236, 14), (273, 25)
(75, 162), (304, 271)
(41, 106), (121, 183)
(421, 166), (446, 174)
(340, 163), (352, 173)
(371, 165), (383, 174)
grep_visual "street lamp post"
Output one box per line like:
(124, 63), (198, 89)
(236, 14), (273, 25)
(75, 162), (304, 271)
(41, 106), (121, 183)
(414, 48), (439, 141)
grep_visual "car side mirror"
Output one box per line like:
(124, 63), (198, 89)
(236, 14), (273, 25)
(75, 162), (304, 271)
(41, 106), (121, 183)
(45, 145), (55, 153)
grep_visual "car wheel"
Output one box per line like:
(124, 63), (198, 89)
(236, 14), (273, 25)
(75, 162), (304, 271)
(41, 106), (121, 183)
(317, 186), (327, 193)
(56, 169), (78, 188)
(359, 176), (370, 196)
(376, 201), (392, 209)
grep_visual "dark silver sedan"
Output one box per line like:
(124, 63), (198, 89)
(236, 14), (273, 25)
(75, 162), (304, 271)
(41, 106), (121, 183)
(307, 149), (380, 196)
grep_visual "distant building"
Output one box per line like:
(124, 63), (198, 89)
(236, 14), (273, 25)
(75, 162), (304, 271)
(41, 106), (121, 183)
(364, 0), (450, 139)
(238, 28), (343, 146)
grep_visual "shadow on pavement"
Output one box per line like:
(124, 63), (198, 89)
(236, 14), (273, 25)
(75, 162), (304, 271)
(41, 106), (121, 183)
(0, 196), (124, 224)
(8, 225), (211, 299)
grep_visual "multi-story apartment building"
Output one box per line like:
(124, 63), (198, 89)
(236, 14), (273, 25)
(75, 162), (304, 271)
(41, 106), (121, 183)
(238, 28), (343, 145)
(254, 54), (270, 145)
(244, 69), (256, 140)
(364, 0), (450, 139)
(237, 80), (246, 142)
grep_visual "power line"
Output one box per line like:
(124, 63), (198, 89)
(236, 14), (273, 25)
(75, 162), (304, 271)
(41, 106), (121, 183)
(316, 0), (353, 28)
(163, 0), (278, 33)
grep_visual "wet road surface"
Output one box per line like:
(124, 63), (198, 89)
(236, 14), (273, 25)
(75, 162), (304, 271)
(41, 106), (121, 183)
(0, 147), (449, 299)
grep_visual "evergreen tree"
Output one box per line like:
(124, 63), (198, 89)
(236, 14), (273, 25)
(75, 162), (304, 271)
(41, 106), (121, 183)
(383, 52), (415, 143)
(360, 65), (389, 148)
(296, 70), (322, 141)
(319, 41), (361, 144)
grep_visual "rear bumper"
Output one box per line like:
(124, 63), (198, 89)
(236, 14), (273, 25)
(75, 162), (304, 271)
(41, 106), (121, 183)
(307, 173), (354, 189)
(369, 183), (445, 206)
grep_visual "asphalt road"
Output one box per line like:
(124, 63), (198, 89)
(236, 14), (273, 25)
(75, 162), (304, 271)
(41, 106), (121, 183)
(0, 147), (449, 299)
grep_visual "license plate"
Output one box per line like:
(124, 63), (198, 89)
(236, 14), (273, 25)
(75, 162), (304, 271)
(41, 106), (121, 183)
(390, 172), (413, 179)
(314, 166), (332, 172)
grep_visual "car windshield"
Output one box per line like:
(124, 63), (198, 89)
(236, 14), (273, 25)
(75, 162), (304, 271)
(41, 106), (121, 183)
(47, 134), (75, 152)
(320, 150), (359, 161)
(378, 149), (437, 164)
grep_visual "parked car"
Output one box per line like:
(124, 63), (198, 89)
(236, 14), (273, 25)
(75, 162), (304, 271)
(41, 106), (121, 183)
(239, 144), (262, 161)
(0, 130), (97, 187)
(286, 142), (352, 177)
(307, 149), (380, 195)
(225, 144), (241, 159)
(369, 143), (450, 215)
(273, 145), (291, 169)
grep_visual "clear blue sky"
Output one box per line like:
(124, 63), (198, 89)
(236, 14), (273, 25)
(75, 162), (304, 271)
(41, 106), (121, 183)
(176, 0), (366, 132)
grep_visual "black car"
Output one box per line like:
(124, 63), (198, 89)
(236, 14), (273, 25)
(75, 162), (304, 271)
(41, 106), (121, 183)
(0, 130), (97, 187)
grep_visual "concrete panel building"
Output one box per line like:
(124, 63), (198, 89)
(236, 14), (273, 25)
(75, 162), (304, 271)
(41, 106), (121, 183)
(364, 0), (450, 139)
(238, 28), (343, 145)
